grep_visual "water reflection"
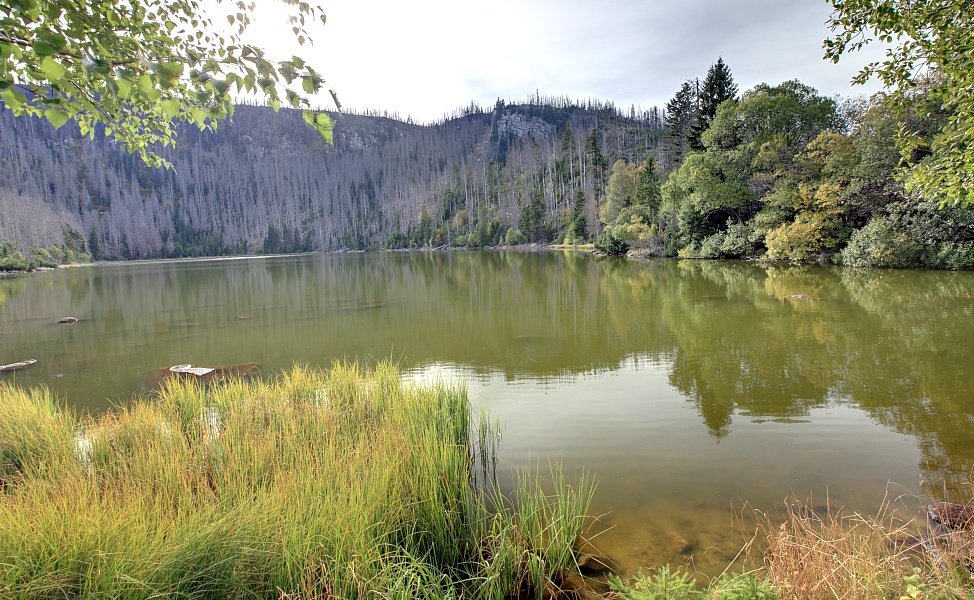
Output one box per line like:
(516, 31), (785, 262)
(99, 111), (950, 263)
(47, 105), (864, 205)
(2, 252), (973, 571)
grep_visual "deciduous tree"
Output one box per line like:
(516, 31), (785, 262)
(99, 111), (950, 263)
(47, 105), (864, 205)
(0, 0), (336, 167)
(825, 0), (974, 206)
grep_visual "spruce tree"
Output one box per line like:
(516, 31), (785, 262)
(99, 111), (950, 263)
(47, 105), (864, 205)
(663, 81), (697, 168)
(634, 158), (661, 215)
(520, 178), (546, 242)
(585, 129), (608, 200)
(570, 188), (588, 242)
(689, 58), (738, 150)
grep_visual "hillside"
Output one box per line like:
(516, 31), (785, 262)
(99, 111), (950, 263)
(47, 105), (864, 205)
(0, 99), (662, 259)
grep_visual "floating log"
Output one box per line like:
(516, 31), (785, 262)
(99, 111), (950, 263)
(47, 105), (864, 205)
(0, 359), (37, 372)
(169, 364), (216, 376)
(149, 362), (261, 387)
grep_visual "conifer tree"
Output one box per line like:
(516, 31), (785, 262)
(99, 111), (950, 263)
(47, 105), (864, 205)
(635, 157), (661, 214)
(585, 129), (608, 203)
(520, 177), (546, 242)
(570, 188), (588, 241)
(663, 81), (697, 168)
(689, 58), (738, 150)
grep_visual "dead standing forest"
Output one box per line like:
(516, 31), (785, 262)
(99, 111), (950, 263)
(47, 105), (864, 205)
(0, 95), (663, 260)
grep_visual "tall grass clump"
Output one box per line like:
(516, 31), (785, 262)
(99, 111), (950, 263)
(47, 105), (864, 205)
(0, 383), (78, 489)
(0, 362), (595, 599)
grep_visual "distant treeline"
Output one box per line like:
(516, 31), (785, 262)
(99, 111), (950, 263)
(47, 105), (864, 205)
(0, 95), (661, 261)
(1, 64), (972, 268)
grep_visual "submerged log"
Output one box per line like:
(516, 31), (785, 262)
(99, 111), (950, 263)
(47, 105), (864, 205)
(0, 358), (36, 372)
(928, 502), (974, 532)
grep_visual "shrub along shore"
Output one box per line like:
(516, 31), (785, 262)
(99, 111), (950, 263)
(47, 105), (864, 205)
(2, 363), (973, 599)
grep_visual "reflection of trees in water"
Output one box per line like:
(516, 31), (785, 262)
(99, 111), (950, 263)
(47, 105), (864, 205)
(3, 253), (974, 489)
(659, 261), (974, 490)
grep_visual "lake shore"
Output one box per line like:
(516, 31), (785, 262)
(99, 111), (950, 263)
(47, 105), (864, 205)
(3, 364), (971, 599)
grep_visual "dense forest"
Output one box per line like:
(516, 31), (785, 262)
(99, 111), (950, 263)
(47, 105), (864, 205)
(2, 59), (973, 268)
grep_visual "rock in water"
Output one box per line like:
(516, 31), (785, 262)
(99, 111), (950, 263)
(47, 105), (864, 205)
(576, 553), (614, 574)
(668, 532), (693, 554)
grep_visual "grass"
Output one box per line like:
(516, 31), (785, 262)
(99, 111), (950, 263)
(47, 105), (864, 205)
(760, 497), (974, 600)
(0, 363), (594, 599)
(5, 367), (973, 600)
(608, 494), (974, 600)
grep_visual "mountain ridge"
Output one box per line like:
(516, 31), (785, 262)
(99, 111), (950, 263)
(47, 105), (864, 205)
(0, 99), (662, 259)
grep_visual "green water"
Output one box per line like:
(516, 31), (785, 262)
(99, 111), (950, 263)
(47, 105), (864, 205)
(2, 251), (973, 574)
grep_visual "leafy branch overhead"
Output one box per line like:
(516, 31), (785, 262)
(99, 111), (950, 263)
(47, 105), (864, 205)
(0, 0), (337, 167)
(825, 0), (974, 206)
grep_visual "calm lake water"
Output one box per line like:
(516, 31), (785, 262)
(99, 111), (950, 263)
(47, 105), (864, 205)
(2, 251), (974, 575)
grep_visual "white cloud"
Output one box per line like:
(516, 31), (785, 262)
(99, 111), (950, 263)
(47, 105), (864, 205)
(237, 0), (888, 122)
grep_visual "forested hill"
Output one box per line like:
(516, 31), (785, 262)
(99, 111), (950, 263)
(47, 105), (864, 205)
(0, 98), (662, 259)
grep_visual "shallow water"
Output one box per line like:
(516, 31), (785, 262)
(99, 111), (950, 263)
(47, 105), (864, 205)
(2, 251), (973, 575)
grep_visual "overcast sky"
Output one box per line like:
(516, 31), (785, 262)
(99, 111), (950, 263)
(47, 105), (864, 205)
(244, 0), (887, 123)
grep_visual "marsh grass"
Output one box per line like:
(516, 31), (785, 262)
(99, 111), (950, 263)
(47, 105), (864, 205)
(0, 363), (594, 599)
(760, 496), (974, 600)
(608, 494), (974, 600)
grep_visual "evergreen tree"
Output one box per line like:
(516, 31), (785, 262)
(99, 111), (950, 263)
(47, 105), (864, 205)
(689, 58), (738, 150)
(264, 224), (282, 254)
(570, 188), (588, 241)
(520, 178), (546, 242)
(87, 227), (100, 261)
(634, 157), (662, 215)
(664, 81), (697, 168)
(585, 128), (608, 202)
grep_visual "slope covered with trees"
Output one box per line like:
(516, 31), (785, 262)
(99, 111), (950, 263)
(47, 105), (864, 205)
(603, 55), (974, 269)
(4, 52), (973, 269)
(0, 97), (662, 259)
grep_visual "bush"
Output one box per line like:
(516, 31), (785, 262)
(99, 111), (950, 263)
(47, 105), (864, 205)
(764, 214), (837, 262)
(679, 221), (760, 259)
(839, 201), (974, 269)
(504, 227), (527, 246)
(594, 228), (630, 255)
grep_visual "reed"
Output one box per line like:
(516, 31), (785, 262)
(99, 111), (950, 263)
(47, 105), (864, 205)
(0, 363), (594, 599)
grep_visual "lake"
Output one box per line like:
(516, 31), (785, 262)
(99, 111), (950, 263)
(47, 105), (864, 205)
(2, 250), (973, 575)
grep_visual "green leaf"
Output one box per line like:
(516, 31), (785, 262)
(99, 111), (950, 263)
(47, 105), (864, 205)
(0, 87), (27, 111)
(40, 56), (66, 80)
(116, 77), (131, 98)
(211, 79), (229, 95)
(302, 110), (333, 144)
(35, 29), (66, 53)
(43, 108), (69, 129)
(301, 75), (314, 94)
(160, 99), (180, 118)
(33, 41), (57, 56)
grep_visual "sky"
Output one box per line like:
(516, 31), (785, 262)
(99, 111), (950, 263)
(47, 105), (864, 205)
(243, 0), (889, 123)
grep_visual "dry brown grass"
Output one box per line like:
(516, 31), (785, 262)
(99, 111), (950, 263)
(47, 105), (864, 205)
(759, 494), (974, 600)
